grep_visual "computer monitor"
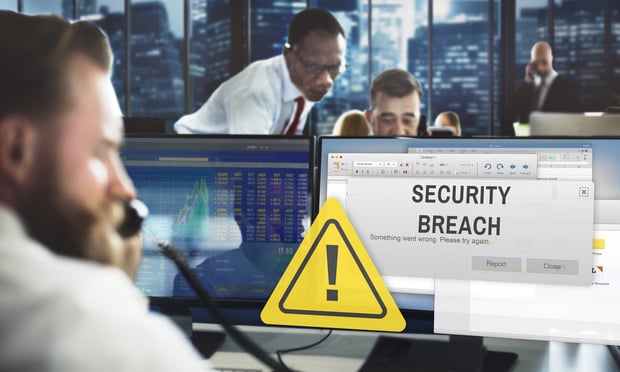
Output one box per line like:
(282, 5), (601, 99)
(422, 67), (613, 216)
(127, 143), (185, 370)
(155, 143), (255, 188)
(317, 136), (620, 347)
(123, 116), (167, 134)
(121, 134), (314, 323)
(529, 112), (620, 136)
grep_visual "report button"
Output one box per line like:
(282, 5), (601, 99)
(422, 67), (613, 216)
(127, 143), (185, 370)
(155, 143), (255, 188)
(472, 256), (521, 272)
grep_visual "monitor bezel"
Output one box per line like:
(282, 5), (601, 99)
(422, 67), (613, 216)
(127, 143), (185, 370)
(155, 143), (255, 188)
(123, 133), (316, 314)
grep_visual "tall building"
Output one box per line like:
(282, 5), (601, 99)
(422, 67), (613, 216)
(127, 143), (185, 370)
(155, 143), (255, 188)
(94, 1), (184, 119)
(188, 0), (209, 111)
(249, 0), (305, 61)
(94, 6), (127, 113)
(370, 1), (406, 73)
(188, 0), (233, 111)
(409, 3), (499, 135)
(515, 6), (547, 80)
(62, 0), (97, 19)
(554, 0), (615, 111)
(130, 1), (184, 119)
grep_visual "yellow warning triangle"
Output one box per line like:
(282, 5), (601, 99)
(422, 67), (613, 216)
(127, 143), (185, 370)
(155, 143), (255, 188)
(261, 198), (405, 332)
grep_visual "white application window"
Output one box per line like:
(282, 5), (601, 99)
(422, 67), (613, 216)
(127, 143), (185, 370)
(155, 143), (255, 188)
(325, 150), (594, 287)
(434, 224), (620, 345)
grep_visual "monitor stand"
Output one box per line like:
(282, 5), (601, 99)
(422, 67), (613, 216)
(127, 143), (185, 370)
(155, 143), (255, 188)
(157, 305), (226, 359)
(359, 334), (517, 372)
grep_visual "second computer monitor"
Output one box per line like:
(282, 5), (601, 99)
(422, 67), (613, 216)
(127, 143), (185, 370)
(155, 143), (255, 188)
(529, 112), (620, 136)
(317, 136), (620, 345)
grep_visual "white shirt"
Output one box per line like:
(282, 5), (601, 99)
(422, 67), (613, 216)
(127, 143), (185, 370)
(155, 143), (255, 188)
(534, 70), (558, 110)
(174, 55), (313, 135)
(0, 205), (214, 372)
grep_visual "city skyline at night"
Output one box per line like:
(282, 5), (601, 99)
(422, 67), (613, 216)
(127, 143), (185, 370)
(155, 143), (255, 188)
(11, 0), (619, 135)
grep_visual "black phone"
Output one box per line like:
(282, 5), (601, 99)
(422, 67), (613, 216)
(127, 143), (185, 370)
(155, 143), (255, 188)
(117, 199), (149, 238)
(417, 114), (428, 137)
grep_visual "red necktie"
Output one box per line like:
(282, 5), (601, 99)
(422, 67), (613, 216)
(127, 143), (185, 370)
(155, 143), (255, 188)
(285, 97), (306, 135)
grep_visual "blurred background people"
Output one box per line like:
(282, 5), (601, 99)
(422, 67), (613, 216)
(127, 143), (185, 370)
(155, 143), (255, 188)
(365, 69), (424, 136)
(433, 111), (461, 136)
(174, 8), (346, 135)
(510, 41), (581, 124)
(331, 109), (373, 136)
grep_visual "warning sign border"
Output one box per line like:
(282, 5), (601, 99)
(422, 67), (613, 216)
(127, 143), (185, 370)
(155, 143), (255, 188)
(278, 218), (388, 319)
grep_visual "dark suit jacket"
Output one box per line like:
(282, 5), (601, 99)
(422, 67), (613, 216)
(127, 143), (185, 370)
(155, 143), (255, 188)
(511, 74), (582, 123)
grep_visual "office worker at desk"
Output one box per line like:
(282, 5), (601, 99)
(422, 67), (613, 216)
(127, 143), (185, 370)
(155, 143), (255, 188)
(332, 109), (373, 136)
(365, 68), (425, 136)
(511, 41), (581, 123)
(0, 11), (212, 371)
(174, 8), (347, 135)
(433, 111), (462, 136)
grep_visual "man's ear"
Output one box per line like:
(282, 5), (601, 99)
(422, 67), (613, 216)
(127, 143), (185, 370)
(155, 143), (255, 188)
(283, 45), (294, 67)
(0, 115), (36, 186)
(364, 108), (373, 125)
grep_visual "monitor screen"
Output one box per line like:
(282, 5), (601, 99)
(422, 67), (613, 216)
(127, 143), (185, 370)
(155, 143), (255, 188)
(121, 135), (314, 309)
(529, 112), (620, 136)
(317, 136), (620, 345)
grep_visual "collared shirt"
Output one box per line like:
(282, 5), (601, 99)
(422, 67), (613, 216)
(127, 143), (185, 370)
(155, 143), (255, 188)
(534, 70), (558, 110)
(174, 55), (313, 135)
(0, 205), (213, 372)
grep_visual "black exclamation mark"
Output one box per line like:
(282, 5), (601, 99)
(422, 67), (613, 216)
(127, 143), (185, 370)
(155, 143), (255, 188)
(326, 244), (338, 301)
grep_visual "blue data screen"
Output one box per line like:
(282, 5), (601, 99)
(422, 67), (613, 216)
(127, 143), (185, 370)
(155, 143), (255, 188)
(121, 136), (312, 299)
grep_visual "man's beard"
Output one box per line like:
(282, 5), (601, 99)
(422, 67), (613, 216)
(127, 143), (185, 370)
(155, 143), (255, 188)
(19, 156), (125, 266)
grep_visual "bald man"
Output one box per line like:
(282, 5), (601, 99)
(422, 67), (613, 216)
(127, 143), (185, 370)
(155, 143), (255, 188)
(511, 41), (581, 123)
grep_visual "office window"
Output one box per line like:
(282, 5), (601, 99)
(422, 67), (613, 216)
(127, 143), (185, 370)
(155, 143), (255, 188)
(310, 0), (369, 135)
(130, 0), (184, 122)
(2, 0), (619, 134)
(89, 1), (126, 114)
(554, 0), (609, 111)
(427, 0), (499, 136)
(0, 0), (16, 10)
(614, 2), (620, 108)
(190, 0), (232, 112)
(515, 0), (547, 88)
(22, 1), (62, 16)
(250, 0), (304, 62)
(406, 0), (429, 120)
(371, 0), (427, 120)
(68, 0), (98, 18)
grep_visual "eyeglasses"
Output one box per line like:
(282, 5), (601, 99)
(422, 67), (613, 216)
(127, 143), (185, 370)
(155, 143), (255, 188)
(293, 50), (347, 78)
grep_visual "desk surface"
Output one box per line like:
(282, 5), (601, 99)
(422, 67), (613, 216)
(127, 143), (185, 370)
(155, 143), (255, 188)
(198, 324), (619, 372)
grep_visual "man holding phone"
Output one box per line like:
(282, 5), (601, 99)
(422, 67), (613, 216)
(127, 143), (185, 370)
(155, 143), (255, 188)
(510, 41), (581, 124)
(0, 11), (212, 371)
